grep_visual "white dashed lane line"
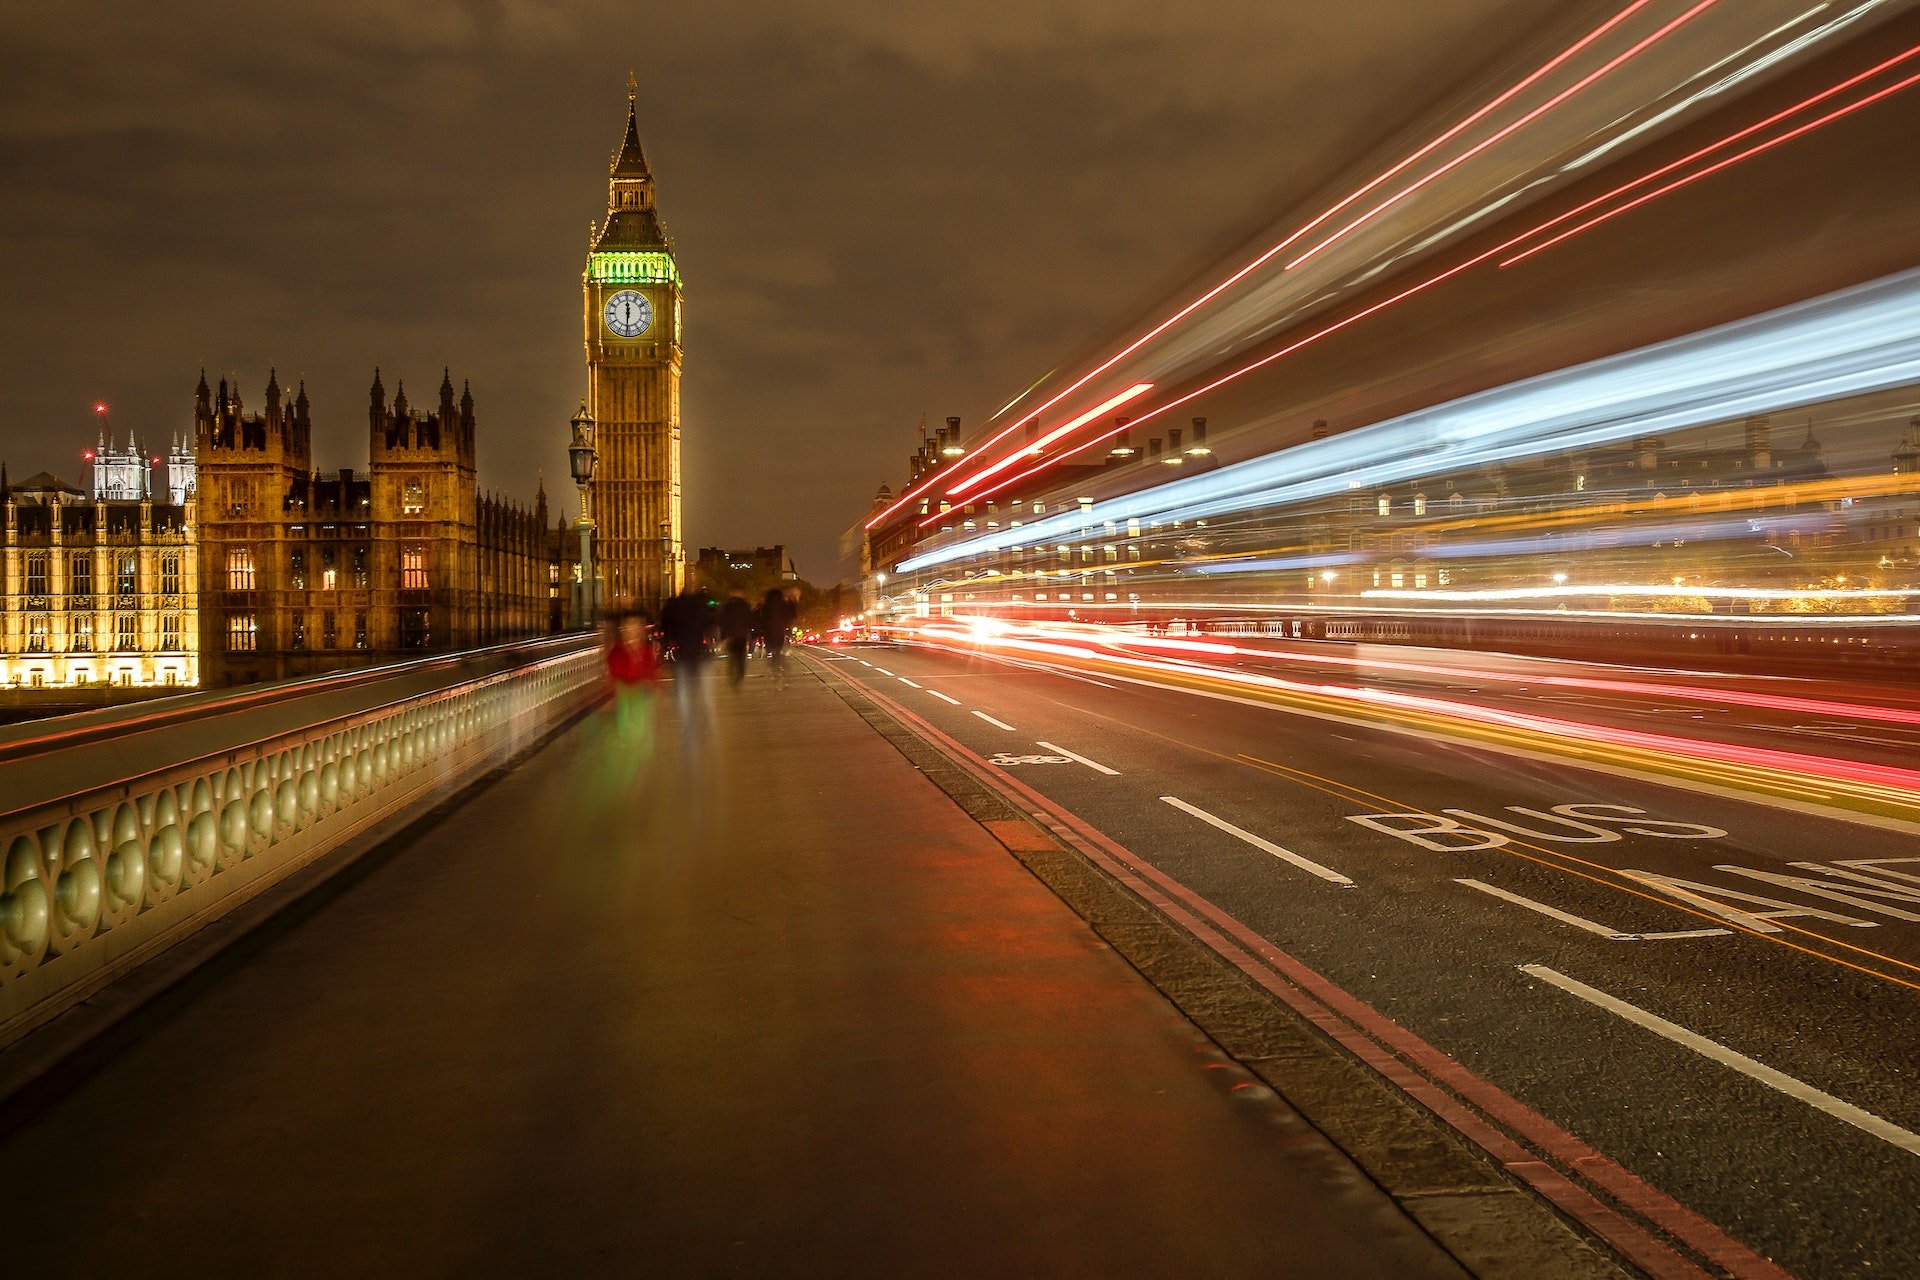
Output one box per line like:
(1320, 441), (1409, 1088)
(973, 711), (1016, 731)
(899, 678), (922, 689)
(1160, 796), (1354, 886)
(1522, 964), (1920, 1157)
(927, 690), (962, 706)
(872, 666), (895, 676)
(1037, 741), (1120, 776)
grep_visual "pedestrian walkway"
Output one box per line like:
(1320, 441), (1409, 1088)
(0, 659), (1468, 1277)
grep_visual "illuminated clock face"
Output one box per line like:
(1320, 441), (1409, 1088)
(604, 290), (652, 338)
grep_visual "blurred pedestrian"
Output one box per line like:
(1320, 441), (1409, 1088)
(604, 609), (658, 743)
(660, 587), (716, 727)
(759, 587), (796, 686)
(719, 590), (755, 684)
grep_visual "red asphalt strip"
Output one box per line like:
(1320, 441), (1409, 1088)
(836, 668), (1796, 1280)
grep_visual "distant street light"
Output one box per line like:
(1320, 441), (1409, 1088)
(568, 401), (599, 627)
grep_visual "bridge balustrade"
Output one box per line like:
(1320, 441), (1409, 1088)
(0, 636), (603, 1049)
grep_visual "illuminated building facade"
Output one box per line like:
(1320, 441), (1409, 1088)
(0, 468), (198, 690)
(195, 369), (553, 687)
(583, 77), (683, 614)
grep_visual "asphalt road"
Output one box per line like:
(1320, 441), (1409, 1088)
(808, 638), (1920, 1280)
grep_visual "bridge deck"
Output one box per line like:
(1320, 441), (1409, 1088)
(0, 659), (1462, 1277)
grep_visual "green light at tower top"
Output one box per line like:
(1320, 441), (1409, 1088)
(588, 251), (681, 287)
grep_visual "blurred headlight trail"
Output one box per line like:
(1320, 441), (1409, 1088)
(903, 268), (1920, 573)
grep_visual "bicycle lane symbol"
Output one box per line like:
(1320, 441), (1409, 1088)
(991, 752), (1073, 767)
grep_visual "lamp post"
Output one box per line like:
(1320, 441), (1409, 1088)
(658, 518), (674, 605)
(568, 401), (598, 628)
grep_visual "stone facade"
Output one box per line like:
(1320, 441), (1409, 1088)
(194, 369), (553, 686)
(0, 468), (198, 689)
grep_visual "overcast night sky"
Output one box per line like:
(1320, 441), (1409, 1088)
(0, 0), (1554, 579)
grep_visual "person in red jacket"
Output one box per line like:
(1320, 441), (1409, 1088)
(604, 610), (658, 742)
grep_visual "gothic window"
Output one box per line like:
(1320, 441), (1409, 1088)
(227, 548), (256, 591)
(1413, 495), (1427, 517)
(322, 611), (338, 649)
(27, 615), (50, 652)
(1377, 495), (1392, 518)
(322, 566), (338, 591)
(403, 480), (426, 515)
(226, 614), (258, 652)
(289, 549), (307, 591)
(26, 553), (47, 598)
(291, 615), (307, 650)
(402, 547), (429, 590)
(115, 614), (136, 652)
(162, 614), (181, 651)
(160, 554), (178, 595)
(72, 615), (94, 652)
(354, 612), (368, 649)
(117, 553), (138, 596)
(352, 546), (370, 588)
(72, 556), (93, 596)
(401, 608), (429, 649)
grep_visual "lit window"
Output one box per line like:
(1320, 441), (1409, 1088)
(402, 547), (428, 589)
(72, 615), (95, 651)
(1377, 496), (1391, 517)
(115, 614), (137, 651)
(226, 614), (258, 652)
(227, 548), (256, 591)
(402, 480), (426, 515)
(26, 615), (48, 652)
(162, 614), (181, 651)
(1412, 495), (1427, 517)
(322, 567), (338, 590)
(160, 554), (179, 595)
(117, 553), (138, 596)
(289, 549), (307, 591)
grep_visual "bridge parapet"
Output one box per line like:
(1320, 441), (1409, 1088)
(0, 636), (603, 1049)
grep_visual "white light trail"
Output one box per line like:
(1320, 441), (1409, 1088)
(902, 269), (1920, 573)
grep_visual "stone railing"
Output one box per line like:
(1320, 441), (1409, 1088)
(0, 637), (603, 1048)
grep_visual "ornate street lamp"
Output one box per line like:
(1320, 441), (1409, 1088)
(568, 401), (599, 627)
(659, 518), (674, 603)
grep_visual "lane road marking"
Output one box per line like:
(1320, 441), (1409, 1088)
(1036, 741), (1120, 776)
(1458, 879), (1730, 941)
(1161, 796), (1355, 887)
(1522, 964), (1920, 1158)
(973, 711), (1017, 731)
(899, 678), (922, 688)
(927, 690), (962, 706)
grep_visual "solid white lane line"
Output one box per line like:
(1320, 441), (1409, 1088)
(872, 666), (895, 676)
(1162, 796), (1354, 887)
(927, 690), (962, 706)
(1459, 879), (1631, 939)
(1521, 964), (1920, 1158)
(973, 711), (1016, 731)
(899, 678), (922, 688)
(1037, 741), (1120, 776)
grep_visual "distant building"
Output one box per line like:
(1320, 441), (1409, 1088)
(693, 544), (797, 598)
(88, 427), (195, 505)
(1, 466), (198, 690)
(193, 368), (554, 686)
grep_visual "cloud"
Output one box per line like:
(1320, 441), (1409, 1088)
(0, 0), (1548, 578)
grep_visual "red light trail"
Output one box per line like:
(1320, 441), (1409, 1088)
(866, 1), (1662, 530)
(1284, 0), (1719, 270)
(930, 40), (1920, 507)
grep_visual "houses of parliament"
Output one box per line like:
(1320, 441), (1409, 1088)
(0, 368), (568, 693)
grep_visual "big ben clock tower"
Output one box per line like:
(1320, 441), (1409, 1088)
(584, 74), (683, 610)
